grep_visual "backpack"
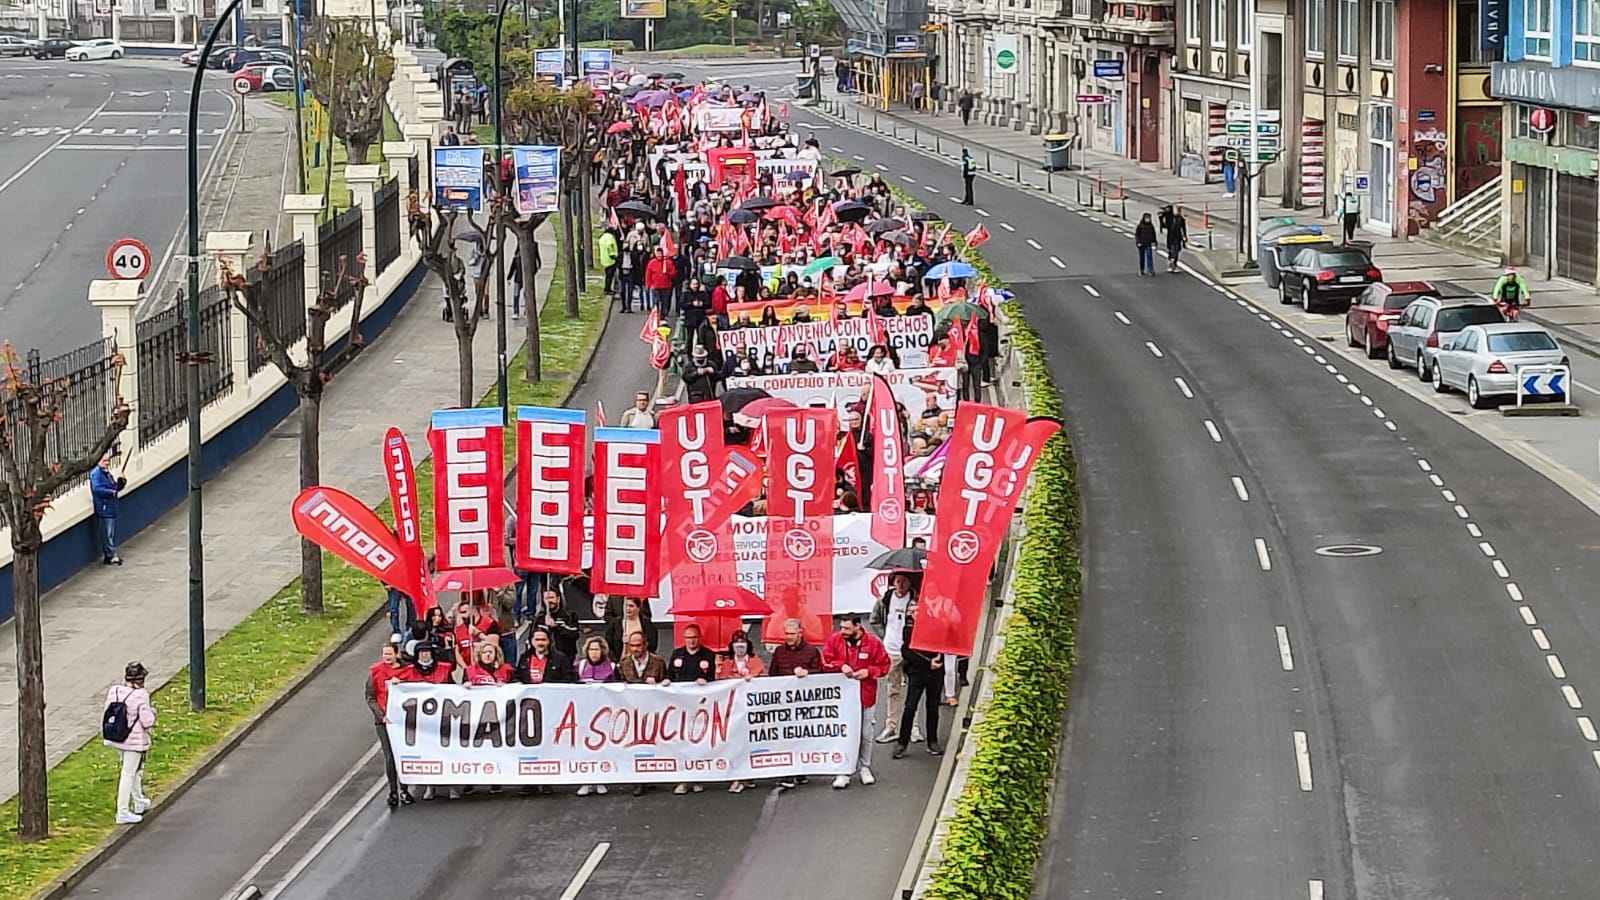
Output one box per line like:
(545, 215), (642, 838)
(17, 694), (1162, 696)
(102, 689), (133, 743)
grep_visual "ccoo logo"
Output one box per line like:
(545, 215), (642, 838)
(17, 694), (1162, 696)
(783, 529), (816, 561)
(946, 530), (981, 565)
(685, 529), (718, 564)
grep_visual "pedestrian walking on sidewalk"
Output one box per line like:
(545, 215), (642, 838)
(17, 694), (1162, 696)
(1160, 205), (1189, 273)
(909, 80), (925, 112)
(958, 90), (974, 126)
(1336, 191), (1362, 244)
(959, 149), (976, 205)
(1135, 213), (1158, 275)
(104, 661), (156, 824)
(366, 642), (413, 808)
(90, 453), (124, 565)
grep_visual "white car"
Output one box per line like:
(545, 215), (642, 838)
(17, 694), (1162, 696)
(66, 38), (123, 61)
(1431, 322), (1569, 408)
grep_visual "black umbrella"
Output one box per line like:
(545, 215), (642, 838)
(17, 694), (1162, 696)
(616, 200), (658, 219)
(739, 196), (778, 212)
(864, 217), (899, 234)
(719, 387), (771, 416)
(728, 208), (758, 225)
(620, 84), (644, 98)
(881, 229), (914, 245)
(832, 201), (871, 223)
(866, 547), (928, 572)
(737, 91), (762, 103)
(829, 165), (862, 178)
(646, 71), (665, 79)
(716, 255), (759, 271)
(910, 210), (942, 222)
(662, 71), (686, 80)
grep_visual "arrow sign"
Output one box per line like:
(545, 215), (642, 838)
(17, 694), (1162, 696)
(1523, 372), (1566, 396)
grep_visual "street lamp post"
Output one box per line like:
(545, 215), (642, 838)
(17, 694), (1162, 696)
(494, 0), (513, 422)
(185, 0), (245, 713)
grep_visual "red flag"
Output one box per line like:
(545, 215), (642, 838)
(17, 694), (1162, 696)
(761, 408), (837, 644)
(965, 314), (982, 355)
(639, 307), (662, 344)
(938, 272), (952, 300)
(660, 227), (678, 259)
(867, 376), (905, 550)
(292, 486), (421, 599)
(513, 406), (586, 574)
(428, 408), (506, 571)
(779, 101), (790, 118)
(596, 400), (607, 427)
(868, 305), (888, 346)
(911, 408), (1061, 655)
(382, 428), (435, 617)
(964, 222), (991, 249)
(591, 426), (664, 596)
(673, 163), (689, 216)
(836, 430), (861, 495)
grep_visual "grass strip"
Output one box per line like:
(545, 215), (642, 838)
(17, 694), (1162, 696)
(269, 94), (403, 215)
(0, 230), (606, 900)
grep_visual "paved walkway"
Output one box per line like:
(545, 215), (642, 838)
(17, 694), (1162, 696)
(817, 90), (1600, 357)
(0, 228), (555, 805)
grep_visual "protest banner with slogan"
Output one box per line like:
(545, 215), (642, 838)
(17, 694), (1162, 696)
(911, 405), (1061, 656)
(511, 145), (560, 215)
(592, 426), (663, 596)
(727, 369), (959, 426)
(696, 106), (746, 134)
(386, 675), (862, 785)
(717, 316), (934, 369)
(433, 146), (485, 212)
(292, 486), (422, 599)
(755, 157), (818, 181)
(381, 428), (434, 616)
(726, 294), (960, 323)
(428, 408), (505, 570)
(867, 376), (907, 550)
(761, 408), (837, 644)
(513, 406), (587, 574)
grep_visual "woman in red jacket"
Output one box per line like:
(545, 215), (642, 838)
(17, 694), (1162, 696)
(365, 643), (412, 808)
(463, 641), (512, 685)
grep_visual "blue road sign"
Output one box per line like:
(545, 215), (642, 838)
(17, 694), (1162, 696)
(1093, 59), (1124, 79)
(1522, 371), (1567, 396)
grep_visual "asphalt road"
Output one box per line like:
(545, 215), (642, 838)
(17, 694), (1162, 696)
(0, 56), (234, 357)
(754, 98), (1600, 896)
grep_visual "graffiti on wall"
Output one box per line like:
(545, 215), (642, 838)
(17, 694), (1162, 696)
(1456, 106), (1504, 199)
(1408, 127), (1449, 230)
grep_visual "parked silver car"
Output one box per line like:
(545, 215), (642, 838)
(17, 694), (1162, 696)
(1387, 296), (1504, 381)
(1431, 323), (1569, 408)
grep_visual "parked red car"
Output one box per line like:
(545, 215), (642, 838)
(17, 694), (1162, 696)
(1346, 280), (1438, 358)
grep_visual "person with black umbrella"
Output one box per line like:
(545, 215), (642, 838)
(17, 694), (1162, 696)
(871, 572), (920, 744)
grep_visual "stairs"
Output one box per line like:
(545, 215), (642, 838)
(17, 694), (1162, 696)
(1421, 174), (1503, 259)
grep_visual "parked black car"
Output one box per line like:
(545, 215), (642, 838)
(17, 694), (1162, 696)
(1277, 245), (1383, 313)
(32, 37), (72, 59)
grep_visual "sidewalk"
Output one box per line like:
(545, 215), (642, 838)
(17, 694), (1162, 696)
(0, 227), (556, 805)
(816, 90), (1600, 358)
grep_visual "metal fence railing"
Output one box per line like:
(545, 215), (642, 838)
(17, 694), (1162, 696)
(248, 239), (307, 376)
(318, 206), (365, 312)
(1, 336), (120, 496)
(375, 176), (402, 276)
(136, 287), (234, 446)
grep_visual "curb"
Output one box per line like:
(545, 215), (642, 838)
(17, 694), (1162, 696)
(29, 267), (616, 900)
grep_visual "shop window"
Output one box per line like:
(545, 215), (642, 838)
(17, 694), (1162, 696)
(1577, 0), (1600, 62)
(1186, 0), (1201, 44)
(1337, 0), (1359, 59)
(1525, 0), (1553, 58)
(1306, 0), (1326, 56)
(1566, 113), (1600, 149)
(1372, 0), (1395, 64)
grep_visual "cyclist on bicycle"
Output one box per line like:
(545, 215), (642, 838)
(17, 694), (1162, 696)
(1492, 266), (1531, 318)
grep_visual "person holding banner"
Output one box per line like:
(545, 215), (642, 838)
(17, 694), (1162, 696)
(668, 624), (719, 794)
(892, 601), (945, 759)
(821, 613), (891, 789)
(365, 643), (413, 809)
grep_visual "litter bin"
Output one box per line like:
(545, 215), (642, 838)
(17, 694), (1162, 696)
(796, 74), (817, 102)
(1043, 133), (1072, 171)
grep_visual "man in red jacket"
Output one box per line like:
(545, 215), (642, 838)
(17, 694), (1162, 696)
(643, 246), (677, 316)
(822, 613), (891, 789)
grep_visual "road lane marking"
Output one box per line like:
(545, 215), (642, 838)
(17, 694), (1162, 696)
(1114, 312), (1131, 325)
(1466, 523), (1482, 538)
(0, 91), (115, 202)
(1478, 541), (1496, 557)
(1360, 395), (1374, 406)
(1549, 655), (1568, 679)
(1204, 420), (1222, 442)
(1417, 459), (1433, 472)
(1493, 560), (1509, 578)
(1324, 364), (1338, 374)
(1231, 477), (1249, 501)
(1507, 582), (1524, 602)
(1429, 474), (1444, 487)
(924, 185), (940, 194)
(1335, 374), (1349, 384)
(1310, 880), (1325, 900)
(1275, 626), (1294, 671)
(262, 777), (387, 900)
(852, 154), (865, 161)
(1026, 238), (1042, 250)
(1520, 606), (1538, 626)
(874, 163), (887, 170)
(1083, 285), (1100, 297)
(1049, 255), (1067, 269)
(1293, 731), (1313, 791)
(1454, 505), (1469, 519)
(559, 843), (613, 900)
(1441, 489), (1457, 502)
(902, 175), (916, 183)
(1174, 377), (1193, 398)
(975, 207), (990, 217)
(1255, 538), (1272, 572)
(1567, 685), (1584, 709)
(1314, 354), (1328, 364)
(1345, 383), (1361, 395)
(999, 222), (1014, 231)
(1581, 717), (1597, 741)
(829, 145), (843, 152)
(1145, 341), (1163, 358)
(1373, 407), (1386, 419)
(1532, 628), (1551, 650)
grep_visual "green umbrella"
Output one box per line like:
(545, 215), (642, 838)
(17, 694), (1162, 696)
(802, 256), (842, 277)
(935, 300), (989, 323)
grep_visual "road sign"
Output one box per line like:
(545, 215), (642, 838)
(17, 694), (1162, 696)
(1518, 365), (1570, 404)
(1226, 108), (1281, 123)
(893, 34), (919, 52)
(106, 238), (152, 281)
(232, 76), (252, 95)
(1225, 121), (1281, 135)
(1092, 59), (1124, 79)
(1075, 93), (1114, 104)
(1224, 135), (1281, 150)
(1224, 148), (1279, 162)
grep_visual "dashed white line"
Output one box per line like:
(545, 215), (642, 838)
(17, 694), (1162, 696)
(1026, 238), (1042, 250)
(1314, 354), (1328, 364)
(999, 222), (1015, 232)
(1493, 560), (1509, 578)
(1549, 655), (1568, 680)
(1324, 364), (1339, 374)
(873, 163), (887, 170)
(1293, 731), (1314, 791)
(1255, 538), (1272, 572)
(829, 145), (843, 152)
(1360, 395), (1374, 407)
(1385, 420), (1399, 431)
(902, 175), (917, 183)
(1373, 407), (1387, 419)
(1453, 505), (1469, 519)
(1533, 628), (1551, 650)
(1580, 717), (1597, 742)
(1507, 582), (1524, 602)
(1049, 255), (1067, 269)
(1429, 474), (1445, 487)
(1345, 383), (1361, 395)
(1520, 606), (1538, 626)
(923, 185), (940, 194)
(1335, 373), (1350, 384)
(1441, 489), (1457, 502)
(1083, 285), (1100, 297)
(1467, 523), (1483, 538)
(852, 154), (865, 161)
(1145, 341), (1163, 358)
(1204, 420), (1222, 443)
(1310, 881), (1325, 900)
(1275, 626), (1295, 671)
(1114, 311), (1131, 325)
(1174, 377), (1193, 398)
(1293, 338), (1307, 347)
(1418, 459), (1433, 473)
(1479, 541), (1496, 557)
(1231, 476), (1250, 502)
(558, 842), (613, 900)
(974, 208), (991, 217)
(1566, 685), (1585, 709)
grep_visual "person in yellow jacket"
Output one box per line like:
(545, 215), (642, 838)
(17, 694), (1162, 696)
(596, 226), (620, 301)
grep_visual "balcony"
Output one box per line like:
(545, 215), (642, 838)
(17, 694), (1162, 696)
(1087, 0), (1175, 44)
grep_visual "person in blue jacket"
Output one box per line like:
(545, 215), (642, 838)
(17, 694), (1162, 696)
(89, 453), (125, 565)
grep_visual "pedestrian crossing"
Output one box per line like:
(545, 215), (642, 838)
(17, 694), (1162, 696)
(0, 125), (227, 138)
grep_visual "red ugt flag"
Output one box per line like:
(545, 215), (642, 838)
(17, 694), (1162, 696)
(965, 222), (991, 249)
(761, 408), (838, 645)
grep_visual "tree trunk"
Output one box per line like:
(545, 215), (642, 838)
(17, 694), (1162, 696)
(343, 136), (372, 166)
(298, 391), (324, 614)
(456, 327), (476, 407)
(520, 224), (543, 383)
(559, 191), (580, 319)
(579, 164), (595, 270)
(12, 525), (47, 841)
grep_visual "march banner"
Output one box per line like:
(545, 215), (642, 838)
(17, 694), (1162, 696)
(428, 408), (506, 570)
(513, 406), (587, 574)
(868, 376), (906, 550)
(386, 675), (863, 785)
(761, 408), (837, 644)
(727, 369), (959, 426)
(291, 486), (423, 599)
(511, 145), (560, 215)
(381, 428), (434, 616)
(591, 427), (663, 596)
(911, 405), (1062, 656)
(716, 316), (934, 368)
(726, 293), (962, 324)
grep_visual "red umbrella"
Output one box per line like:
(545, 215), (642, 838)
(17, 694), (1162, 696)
(731, 396), (797, 428)
(606, 121), (633, 134)
(669, 583), (771, 617)
(765, 205), (801, 223)
(433, 568), (520, 593)
(844, 280), (895, 302)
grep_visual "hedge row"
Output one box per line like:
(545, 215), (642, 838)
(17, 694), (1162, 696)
(877, 180), (1084, 899)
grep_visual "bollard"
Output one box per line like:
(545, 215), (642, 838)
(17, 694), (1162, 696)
(1016, 159), (1022, 182)
(1047, 169), (1052, 193)
(1099, 170), (1107, 213)
(936, 134), (941, 154)
(986, 150), (992, 173)
(1204, 202), (1214, 250)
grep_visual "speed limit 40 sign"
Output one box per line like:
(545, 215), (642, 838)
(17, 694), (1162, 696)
(106, 238), (152, 280)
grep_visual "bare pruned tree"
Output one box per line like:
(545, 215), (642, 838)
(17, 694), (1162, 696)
(415, 199), (497, 407)
(302, 20), (396, 167)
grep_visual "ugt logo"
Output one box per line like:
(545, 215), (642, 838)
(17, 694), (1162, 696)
(946, 529), (981, 565)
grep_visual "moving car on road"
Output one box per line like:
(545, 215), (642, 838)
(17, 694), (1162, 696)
(1277, 245), (1382, 313)
(0, 35), (31, 57)
(1431, 322), (1569, 409)
(1387, 295), (1504, 380)
(31, 37), (73, 59)
(65, 38), (123, 60)
(232, 62), (294, 92)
